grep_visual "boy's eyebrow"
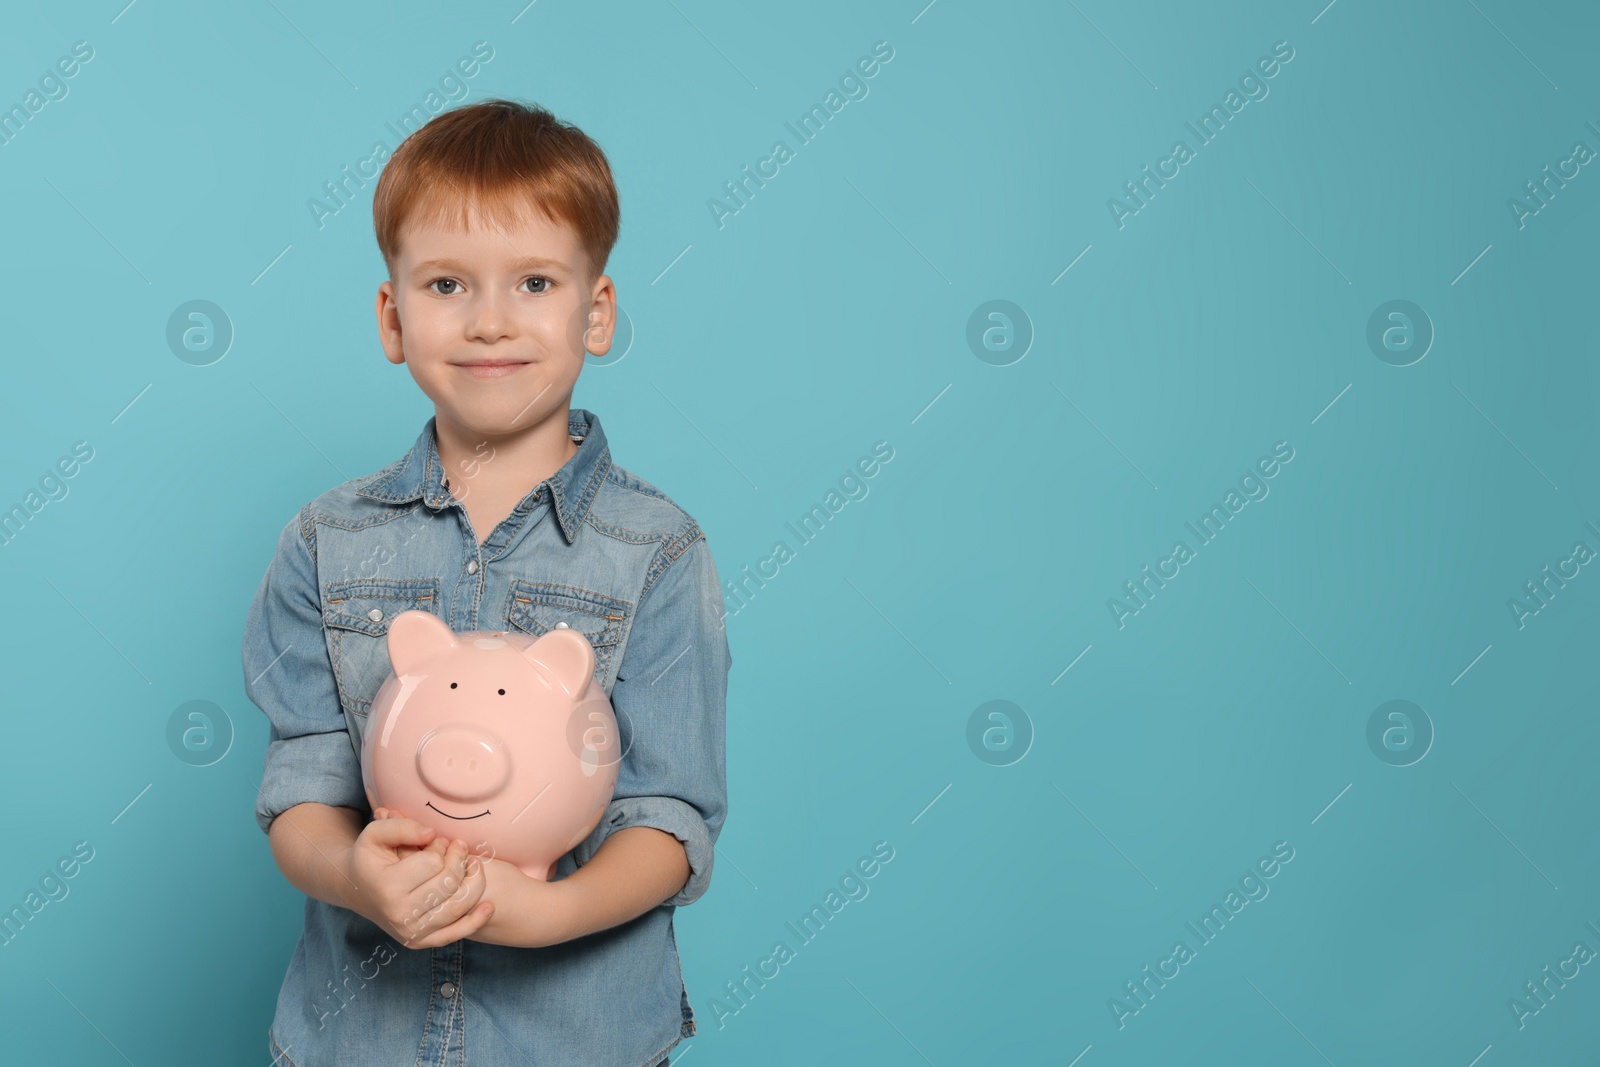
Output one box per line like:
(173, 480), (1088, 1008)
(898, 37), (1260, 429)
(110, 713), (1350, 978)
(409, 256), (571, 276)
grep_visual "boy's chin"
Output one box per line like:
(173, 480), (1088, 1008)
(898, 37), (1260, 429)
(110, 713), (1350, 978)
(438, 397), (572, 433)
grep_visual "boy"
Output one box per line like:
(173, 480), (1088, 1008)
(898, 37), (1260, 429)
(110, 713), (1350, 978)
(241, 99), (730, 1067)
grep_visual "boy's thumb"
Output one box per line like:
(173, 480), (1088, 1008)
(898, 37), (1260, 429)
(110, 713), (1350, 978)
(364, 815), (436, 846)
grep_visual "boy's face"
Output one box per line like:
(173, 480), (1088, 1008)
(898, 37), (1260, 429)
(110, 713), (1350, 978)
(376, 202), (615, 439)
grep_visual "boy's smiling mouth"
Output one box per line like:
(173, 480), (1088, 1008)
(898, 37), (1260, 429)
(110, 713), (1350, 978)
(454, 359), (531, 379)
(427, 801), (491, 820)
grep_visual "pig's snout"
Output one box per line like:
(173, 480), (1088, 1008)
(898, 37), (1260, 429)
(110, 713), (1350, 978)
(416, 727), (510, 801)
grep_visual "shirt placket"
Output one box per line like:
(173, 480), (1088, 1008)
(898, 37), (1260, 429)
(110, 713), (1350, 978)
(416, 942), (466, 1065)
(443, 478), (487, 627)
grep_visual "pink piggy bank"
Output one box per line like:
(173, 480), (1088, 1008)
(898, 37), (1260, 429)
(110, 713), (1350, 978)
(359, 609), (621, 881)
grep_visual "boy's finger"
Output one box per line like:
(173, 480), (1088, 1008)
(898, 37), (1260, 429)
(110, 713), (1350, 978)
(392, 837), (467, 890)
(415, 841), (481, 904)
(417, 864), (490, 929)
(438, 854), (487, 906)
(409, 899), (495, 950)
(397, 864), (487, 945)
(363, 816), (438, 849)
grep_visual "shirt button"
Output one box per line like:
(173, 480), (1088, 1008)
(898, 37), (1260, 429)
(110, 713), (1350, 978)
(466, 560), (479, 574)
(440, 981), (457, 998)
(555, 621), (569, 629)
(368, 609), (383, 622)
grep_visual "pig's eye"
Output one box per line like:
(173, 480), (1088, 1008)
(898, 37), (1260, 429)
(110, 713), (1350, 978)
(450, 682), (458, 689)
(498, 689), (506, 695)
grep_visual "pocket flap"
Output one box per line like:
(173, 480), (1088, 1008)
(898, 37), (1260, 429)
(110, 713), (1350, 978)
(506, 581), (630, 646)
(324, 578), (440, 637)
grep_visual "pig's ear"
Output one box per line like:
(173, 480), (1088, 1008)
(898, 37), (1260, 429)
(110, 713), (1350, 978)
(387, 610), (460, 676)
(521, 628), (595, 696)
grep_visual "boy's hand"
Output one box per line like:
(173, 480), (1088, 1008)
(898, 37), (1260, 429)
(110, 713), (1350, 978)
(341, 808), (492, 949)
(377, 806), (496, 868)
(374, 806), (450, 860)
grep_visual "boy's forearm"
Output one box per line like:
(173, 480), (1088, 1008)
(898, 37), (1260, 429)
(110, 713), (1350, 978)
(468, 827), (690, 948)
(267, 802), (365, 912)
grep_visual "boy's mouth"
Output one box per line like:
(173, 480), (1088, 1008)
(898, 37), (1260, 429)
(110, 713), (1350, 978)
(455, 360), (530, 379)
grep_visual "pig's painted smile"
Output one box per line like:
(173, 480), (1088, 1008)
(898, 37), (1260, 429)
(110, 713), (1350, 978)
(426, 801), (491, 820)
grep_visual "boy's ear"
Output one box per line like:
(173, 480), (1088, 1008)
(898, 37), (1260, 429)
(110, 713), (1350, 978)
(376, 281), (405, 365)
(580, 272), (617, 357)
(388, 610), (460, 675)
(521, 628), (595, 696)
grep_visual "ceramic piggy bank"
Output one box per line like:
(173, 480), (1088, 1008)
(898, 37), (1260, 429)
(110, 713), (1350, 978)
(359, 609), (621, 881)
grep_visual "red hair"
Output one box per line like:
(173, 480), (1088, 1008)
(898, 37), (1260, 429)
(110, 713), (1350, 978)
(372, 98), (620, 282)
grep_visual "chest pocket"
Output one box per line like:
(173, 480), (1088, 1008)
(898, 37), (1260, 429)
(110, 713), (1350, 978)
(504, 580), (631, 694)
(323, 577), (441, 719)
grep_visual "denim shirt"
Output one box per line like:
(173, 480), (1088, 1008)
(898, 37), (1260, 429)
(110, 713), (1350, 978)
(241, 408), (730, 1067)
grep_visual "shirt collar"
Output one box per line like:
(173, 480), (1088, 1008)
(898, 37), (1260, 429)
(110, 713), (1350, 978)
(356, 408), (612, 544)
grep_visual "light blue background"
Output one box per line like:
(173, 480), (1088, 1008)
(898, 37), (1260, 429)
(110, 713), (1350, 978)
(2, 0), (1597, 1063)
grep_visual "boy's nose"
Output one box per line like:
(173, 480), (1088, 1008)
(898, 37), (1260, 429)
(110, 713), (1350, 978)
(467, 292), (514, 342)
(416, 727), (510, 801)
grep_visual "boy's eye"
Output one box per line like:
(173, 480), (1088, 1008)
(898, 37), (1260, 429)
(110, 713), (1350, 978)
(522, 276), (551, 294)
(429, 278), (460, 296)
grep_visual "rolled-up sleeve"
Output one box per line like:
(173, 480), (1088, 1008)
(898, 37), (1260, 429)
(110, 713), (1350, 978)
(242, 506), (369, 835)
(573, 524), (731, 907)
